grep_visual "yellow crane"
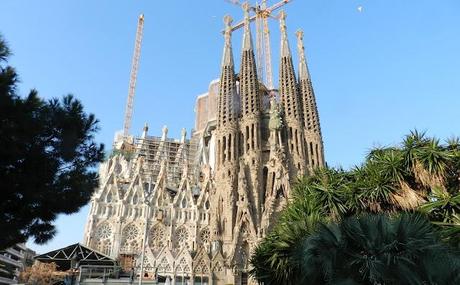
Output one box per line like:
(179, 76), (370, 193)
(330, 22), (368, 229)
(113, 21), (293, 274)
(225, 0), (292, 90)
(123, 14), (145, 138)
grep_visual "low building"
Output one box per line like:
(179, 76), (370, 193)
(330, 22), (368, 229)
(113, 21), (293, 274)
(0, 243), (32, 285)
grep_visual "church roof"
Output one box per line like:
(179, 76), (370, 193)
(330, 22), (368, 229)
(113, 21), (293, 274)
(34, 243), (117, 271)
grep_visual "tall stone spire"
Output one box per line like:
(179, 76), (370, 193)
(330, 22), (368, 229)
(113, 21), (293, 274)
(239, 2), (261, 128)
(296, 29), (325, 168)
(278, 10), (306, 178)
(241, 2), (254, 52)
(213, 15), (240, 247)
(217, 15), (239, 130)
(278, 11), (301, 121)
(238, 2), (263, 233)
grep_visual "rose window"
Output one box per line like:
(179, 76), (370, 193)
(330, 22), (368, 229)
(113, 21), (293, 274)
(200, 228), (210, 244)
(176, 228), (189, 242)
(123, 224), (139, 240)
(176, 227), (189, 246)
(149, 226), (166, 250)
(96, 224), (112, 239)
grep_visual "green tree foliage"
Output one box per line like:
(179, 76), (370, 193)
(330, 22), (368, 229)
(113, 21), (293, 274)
(251, 131), (460, 284)
(297, 214), (460, 285)
(0, 35), (104, 249)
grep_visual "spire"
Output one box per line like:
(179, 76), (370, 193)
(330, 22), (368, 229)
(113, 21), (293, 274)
(239, 2), (261, 117)
(242, 2), (253, 51)
(279, 11), (291, 58)
(296, 29), (310, 80)
(278, 10), (306, 176)
(296, 29), (325, 168)
(296, 29), (321, 135)
(221, 15), (234, 68)
(278, 10), (301, 121)
(180, 128), (187, 143)
(141, 122), (148, 139)
(217, 15), (239, 128)
(161, 125), (168, 141)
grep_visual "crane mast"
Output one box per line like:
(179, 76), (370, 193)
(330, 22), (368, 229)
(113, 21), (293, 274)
(123, 14), (145, 138)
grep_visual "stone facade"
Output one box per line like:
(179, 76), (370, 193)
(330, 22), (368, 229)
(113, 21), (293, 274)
(83, 9), (324, 285)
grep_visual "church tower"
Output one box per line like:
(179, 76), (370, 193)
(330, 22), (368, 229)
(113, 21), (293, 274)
(212, 14), (240, 248)
(231, 0), (262, 274)
(296, 29), (325, 168)
(278, 11), (306, 179)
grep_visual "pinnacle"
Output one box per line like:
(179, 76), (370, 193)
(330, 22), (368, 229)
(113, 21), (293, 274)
(296, 28), (310, 80)
(279, 10), (291, 58)
(221, 15), (234, 67)
(242, 2), (253, 51)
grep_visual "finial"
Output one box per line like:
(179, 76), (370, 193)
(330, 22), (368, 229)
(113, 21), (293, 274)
(261, 0), (267, 9)
(161, 125), (168, 141)
(279, 10), (287, 32)
(242, 2), (250, 20)
(242, 2), (253, 51)
(296, 29), (305, 60)
(296, 28), (310, 79)
(180, 128), (187, 143)
(141, 122), (149, 139)
(279, 10), (291, 57)
(222, 15), (234, 67)
(223, 14), (233, 43)
(296, 29), (304, 41)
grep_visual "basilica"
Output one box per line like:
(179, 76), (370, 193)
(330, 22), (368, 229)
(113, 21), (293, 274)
(83, 5), (324, 285)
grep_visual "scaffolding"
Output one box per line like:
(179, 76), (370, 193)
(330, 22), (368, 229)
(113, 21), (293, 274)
(134, 134), (200, 189)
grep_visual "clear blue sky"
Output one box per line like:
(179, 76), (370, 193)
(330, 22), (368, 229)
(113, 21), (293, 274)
(1, 0), (459, 254)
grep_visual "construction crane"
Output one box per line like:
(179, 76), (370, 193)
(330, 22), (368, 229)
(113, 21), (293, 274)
(225, 0), (292, 90)
(123, 14), (145, 138)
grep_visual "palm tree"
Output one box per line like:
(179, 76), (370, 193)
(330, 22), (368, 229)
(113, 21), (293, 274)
(295, 214), (460, 285)
(250, 197), (326, 284)
(292, 168), (352, 220)
(251, 131), (460, 284)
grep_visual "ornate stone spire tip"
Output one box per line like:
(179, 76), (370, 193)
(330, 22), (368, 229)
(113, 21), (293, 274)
(222, 14), (234, 67)
(296, 28), (310, 80)
(279, 10), (291, 57)
(279, 10), (287, 23)
(296, 29), (304, 40)
(279, 10), (287, 36)
(242, 1), (253, 51)
(242, 2), (250, 18)
(224, 14), (233, 28)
